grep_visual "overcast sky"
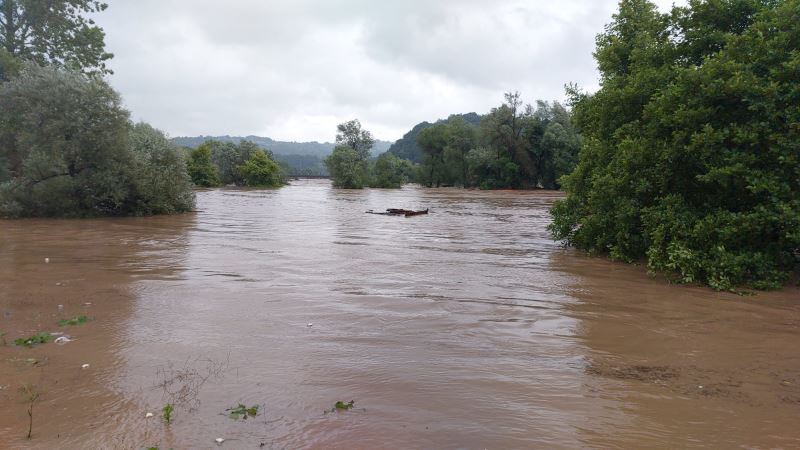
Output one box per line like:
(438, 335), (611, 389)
(95, 0), (685, 142)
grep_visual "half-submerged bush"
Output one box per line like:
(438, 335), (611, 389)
(0, 64), (195, 217)
(239, 149), (284, 187)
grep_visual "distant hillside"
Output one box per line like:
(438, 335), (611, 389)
(172, 135), (391, 158)
(387, 112), (482, 164)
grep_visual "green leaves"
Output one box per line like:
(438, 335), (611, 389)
(162, 403), (174, 424)
(187, 144), (221, 188)
(14, 333), (52, 348)
(57, 315), (89, 327)
(0, 65), (195, 218)
(0, 0), (113, 75)
(550, 0), (800, 290)
(239, 150), (284, 188)
(334, 400), (355, 410)
(325, 400), (355, 413)
(226, 403), (258, 420)
(325, 145), (367, 189)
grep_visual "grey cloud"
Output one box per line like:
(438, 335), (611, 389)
(96, 0), (686, 142)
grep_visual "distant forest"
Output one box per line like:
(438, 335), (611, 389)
(172, 135), (392, 176)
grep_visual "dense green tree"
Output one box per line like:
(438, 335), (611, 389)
(0, 0), (113, 75)
(239, 149), (284, 187)
(481, 92), (532, 187)
(387, 113), (481, 164)
(0, 47), (19, 80)
(369, 152), (407, 188)
(336, 119), (375, 160)
(412, 97), (577, 190)
(325, 145), (366, 189)
(550, 0), (799, 290)
(208, 140), (254, 185)
(417, 123), (450, 187)
(128, 123), (195, 214)
(0, 64), (193, 217)
(187, 144), (220, 187)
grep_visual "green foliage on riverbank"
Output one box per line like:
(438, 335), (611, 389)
(413, 96), (581, 189)
(0, 65), (195, 218)
(549, 0), (800, 290)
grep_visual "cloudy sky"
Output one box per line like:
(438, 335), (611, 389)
(95, 0), (684, 142)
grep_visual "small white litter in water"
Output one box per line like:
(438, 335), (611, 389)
(58, 304), (64, 309)
(145, 412), (154, 418)
(45, 258), (50, 263)
(698, 385), (704, 389)
(51, 332), (64, 336)
(81, 364), (90, 369)
(215, 437), (225, 444)
(82, 302), (92, 307)
(56, 282), (62, 286)
(54, 336), (72, 345)
(307, 323), (313, 327)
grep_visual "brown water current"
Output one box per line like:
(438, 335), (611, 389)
(0, 179), (798, 449)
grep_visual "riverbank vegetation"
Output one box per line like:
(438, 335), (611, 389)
(413, 95), (581, 189)
(0, 65), (195, 217)
(186, 140), (285, 188)
(0, 1), (198, 218)
(550, 0), (800, 290)
(325, 120), (413, 189)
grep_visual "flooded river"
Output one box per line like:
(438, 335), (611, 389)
(1, 179), (798, 449)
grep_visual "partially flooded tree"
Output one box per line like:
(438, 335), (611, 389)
(187, 144), (221, 187)
(0, 64), (195, 217)
(325, 145), (366, 189)
(369, 152), (406, 188)
(239, 149), (284, 187)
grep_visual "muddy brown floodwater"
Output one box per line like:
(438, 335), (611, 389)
(0, 179), (798, 449)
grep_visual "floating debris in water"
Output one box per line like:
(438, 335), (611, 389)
(45, 258), (50, 263)
(54, 336), (73, 345)
(307, 323), (313, 327)
(145, 412), (154, 418)
(215, 437), (225, 444)
(81, 364), (90, 369)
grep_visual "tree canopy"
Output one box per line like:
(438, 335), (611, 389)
(412, 95), (581, 189)
(336, 119), (375, 161)
(0, 0), (113, 76)
(0, 64), (194, 217)
(239, 149), (283, 187)
(550, 0), (800, 290)
(326, 145), (366, 189)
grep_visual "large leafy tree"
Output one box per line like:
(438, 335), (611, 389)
(550, 0), (800, 290)
(369, 152), (407, 189)
(325, 145), (366, 189)
(0, 64), (194, 217)
(0, 0), (113, 75)
(336, 119), (375, 160)
(187, 144), (220, 188)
